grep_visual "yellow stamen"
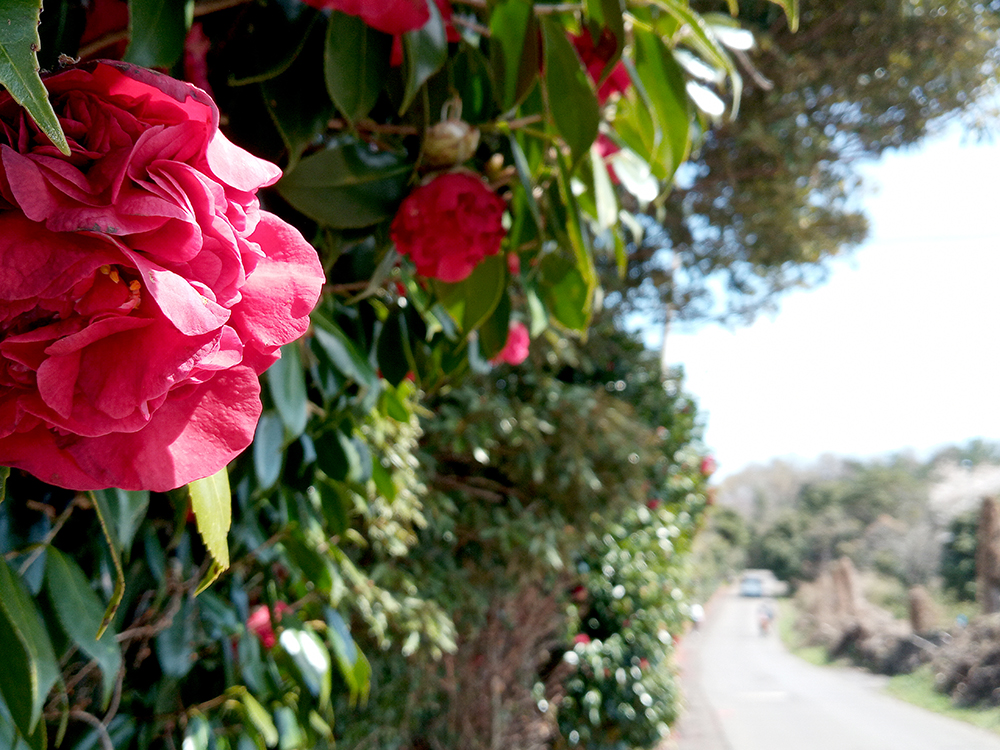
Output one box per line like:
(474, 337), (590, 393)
(109, 270), (120, 283)
(99, 265), (111, 275)
(129, 280), (141, 292)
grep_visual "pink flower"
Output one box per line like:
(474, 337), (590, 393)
(571, 29), (631, 104)
(700, 456), (717, 476)
(573, 633), (591, 645)
(303, 0), (458, 42)
(247, 602), (292, 649)
(490, 321), (530, 366)
(0, 62), (324, 491)
(390, 172), (506, 282)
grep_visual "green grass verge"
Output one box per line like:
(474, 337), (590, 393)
(775, 598), (831, 666)
(886, 666), (1000, 735)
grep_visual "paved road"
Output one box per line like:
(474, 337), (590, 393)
(668, 588), (1000, 750)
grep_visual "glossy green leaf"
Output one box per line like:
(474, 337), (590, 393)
(376, 308), (415, 387)
(155, 594), (196, 678)
(232, 687), (279, 748)
(44, 550), (122, 709)
(432, 254), (506, 334)
(0, 557), (58, 739)
(254, 411), (286, 490)
(0, 0), (69, 155)
(0, 693), (35, 750)
(553, 150), (597, 325)
(538, 254), (590, 332)
(315, 428), (363, 483)
(399, 0), (447, 114)
(311, 312), (380, 390)
(0, 466), (8, 504)
(183, 714), (210, 750)
(769, 0), (799, 31)
(189, 467), (232, 575)
(477, 290), (512, 361)
(277, 138), (411, 228)
(313, 480), (350, 536)
(283, 534), (334, 593)
(95, 488), (149, 563)
(489, 0), (536, 111)
(89, 490), (126, 636)
(274, 705), (306, 750)
(124, 0), (193, 69)
(268, 343), (309, 440)
(325, 609), (370, 707)
(279, 628), (331, 708)
(325, 12), (390, 123)
(633, 26), (691, 181)
(541, 17), (600, 166)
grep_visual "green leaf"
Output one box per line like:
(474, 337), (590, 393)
(376, 307), (415, 388)
(313, 480), (350, 536)
(277, 137), (411, 228)
(489, 0), (536, 111)
(44, 551), (123, 709)
(124, 0), (193, 69)
(325, 12), (390, 123)
(189, 468), (232, 580)
(477, 290), (512, 361)
(590, 141), (618, 230)
(399, 0), (447, 114)
(182, 715), (210, 750)
(633, 26), (691, 181)
(274, 705), (306, 750)
(0, 466), (8, 504)
(325, 610), (370, 707)
(155, 594), (196, 678)
(95, 489), (149, 563)
(89, 490), (126, 636)
(0, 0), (69, 155)
(432, 254), (506, 334)
(541, 17), (599, 166)
(311, 312), (380, 389)
(232, 687), (279, 748)
(314, 429), (363, 483)
(0, 557), (59, 739)
(254, 412), (286, 490)
(538, 254), (590, 332)
(268, 343), (309, 440)
(768, 0), (799, 31)
(279, 628), (331, 709)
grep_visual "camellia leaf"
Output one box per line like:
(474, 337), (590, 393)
(0, 0), (69, 155)
(489, 0), (536, 111)
(0, 557), (59, 741)
(230, 687), (279, 748)
(182, 715), (210, 750)
(0, 466), (8, 504)
(44, 550), (122, 709)
(376, 307), (415, 387)
(279, 628), (332, 709)
(95, 488), (149, 563)
(325, 11), (390, 123)
(277, 137), (411, 228)
(538, 254), (590, 332)
(124, 0), (194, 69)
(633, 25), (691, 182)
(540, 16), (599, 166)
(432, 254), (506, 334)
(325, 609), (371, 707)
(189, 468), (232, 592)
(399, 0), (447, 114)
(253, 411), (286, 490)
(268, 343), (309, 440)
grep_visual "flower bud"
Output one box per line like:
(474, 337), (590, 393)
(423, 119), (480, 167)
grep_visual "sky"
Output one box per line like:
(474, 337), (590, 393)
(664, 130), (1000, 479)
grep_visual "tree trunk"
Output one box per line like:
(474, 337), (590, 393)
(976, 496), (1000, 614)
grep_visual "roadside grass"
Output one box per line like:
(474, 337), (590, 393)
(886, 666), (1000, 736)
(776, 585), (1000, 735)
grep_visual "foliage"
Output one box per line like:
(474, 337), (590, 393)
(941, 510), (980, 602)
(614, 0), (1000, 323)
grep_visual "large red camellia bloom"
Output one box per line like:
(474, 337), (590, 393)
(0, 61), (324, 492)
(390, 172), (506, 283)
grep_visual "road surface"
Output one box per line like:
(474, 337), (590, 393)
(667, 588), (1000, 750)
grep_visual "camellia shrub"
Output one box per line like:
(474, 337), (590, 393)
(0, 0), (792, 747)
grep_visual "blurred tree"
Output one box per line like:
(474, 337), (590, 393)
(613, 0), (1000, 323)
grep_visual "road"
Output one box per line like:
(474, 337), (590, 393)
(667, 588), (1000, 750)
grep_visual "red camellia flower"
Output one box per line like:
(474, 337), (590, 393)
(247, 602), (292, 649)
(305, 0), (429, 35)
(573, 633), (591, 645)
(390, 172), (506, 283)
(0, 61), (324, 492)
(490, 321), (530, 366)
(571, 29), (631, 104)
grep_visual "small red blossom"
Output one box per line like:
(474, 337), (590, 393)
(304, 0), (430, 34)
(573, 633), (591, 645)
(595, 133), (621, 184)
(490, 321), (530, 366)
(647, 499), (661, 510)
(700, 456), (717, 476)
(571, 29), (631, 104)
(247, 602), (292, 649)
(506, 253), (521, 276)
(390, 172), (506, 282)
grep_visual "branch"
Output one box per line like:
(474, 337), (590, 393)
(70, 711), (114, 750)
